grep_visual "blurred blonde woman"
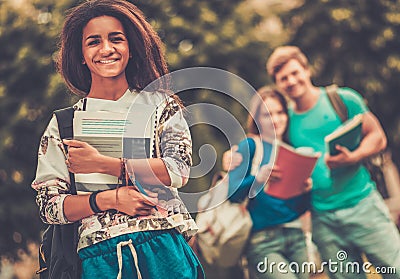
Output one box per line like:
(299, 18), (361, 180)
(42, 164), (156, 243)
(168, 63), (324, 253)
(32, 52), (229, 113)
(226, 86), (311, 279)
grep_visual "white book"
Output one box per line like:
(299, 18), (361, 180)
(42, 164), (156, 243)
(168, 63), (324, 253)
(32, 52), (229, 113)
(72, 104), (157, 191)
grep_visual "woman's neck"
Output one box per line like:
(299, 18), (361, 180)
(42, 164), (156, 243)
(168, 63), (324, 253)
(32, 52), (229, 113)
(87, 78), (130, 101)
(260, 134), (280, 143)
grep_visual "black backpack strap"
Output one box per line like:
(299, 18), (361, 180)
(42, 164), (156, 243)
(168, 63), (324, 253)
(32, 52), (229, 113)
(54, 107), (74, 140)
(326, 84), (348, 123)
(38, 107), (81, 279)
(53, 107), (76, 195)
(53, 107), (81, 278)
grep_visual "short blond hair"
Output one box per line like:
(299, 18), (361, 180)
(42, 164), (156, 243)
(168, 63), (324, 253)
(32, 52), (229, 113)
(266, 46), (309, 82)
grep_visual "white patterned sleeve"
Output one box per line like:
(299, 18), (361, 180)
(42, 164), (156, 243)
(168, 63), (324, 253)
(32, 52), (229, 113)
(158, 100), (192, 188)
(31, 115), (72, 224)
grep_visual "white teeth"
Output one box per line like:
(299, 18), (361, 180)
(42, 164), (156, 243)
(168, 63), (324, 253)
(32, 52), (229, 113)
(98, 59), (116, 64)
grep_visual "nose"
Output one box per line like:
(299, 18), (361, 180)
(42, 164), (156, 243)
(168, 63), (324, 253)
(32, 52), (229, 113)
(286, 75), (296, 86)
(100, 40), (114, 55)
(270, 114), (279, 127)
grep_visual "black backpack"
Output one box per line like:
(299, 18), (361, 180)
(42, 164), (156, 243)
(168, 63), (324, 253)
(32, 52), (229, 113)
(36, 107), (81, 279)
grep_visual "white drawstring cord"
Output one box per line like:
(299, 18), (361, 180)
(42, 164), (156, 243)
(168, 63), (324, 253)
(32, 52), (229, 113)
(116, 239), (142, 279)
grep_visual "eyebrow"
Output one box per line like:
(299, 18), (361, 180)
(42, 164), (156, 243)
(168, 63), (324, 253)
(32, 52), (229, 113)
(84, 31), (126, 41)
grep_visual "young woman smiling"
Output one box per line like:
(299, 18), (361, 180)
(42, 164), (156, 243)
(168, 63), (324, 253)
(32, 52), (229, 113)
(32, 1), (203, 278)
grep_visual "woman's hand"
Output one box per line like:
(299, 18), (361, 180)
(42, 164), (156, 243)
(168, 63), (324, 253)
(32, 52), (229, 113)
(256, 164), (282, 184)
(63, 139), (120, 176)
(97, 186), (158, 216)
(222, 145), (243, 171)
(303, 178), (312, 193)
(255, 164), (271, 184)
(63, 139), (103, 173)
(115, 186), (158, 216)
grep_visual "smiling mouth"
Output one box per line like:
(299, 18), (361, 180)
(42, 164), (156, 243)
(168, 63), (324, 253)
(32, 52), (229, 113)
(97, 59), (118, 64)
(287, 84), (297, 91)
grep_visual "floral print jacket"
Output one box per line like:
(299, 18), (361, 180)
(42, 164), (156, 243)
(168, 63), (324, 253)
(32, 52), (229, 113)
(32, 90), (197, 251)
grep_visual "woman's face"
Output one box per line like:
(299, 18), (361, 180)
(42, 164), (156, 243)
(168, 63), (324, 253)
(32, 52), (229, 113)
(82, 16), (130, 84)
(258, 97), (288, 140)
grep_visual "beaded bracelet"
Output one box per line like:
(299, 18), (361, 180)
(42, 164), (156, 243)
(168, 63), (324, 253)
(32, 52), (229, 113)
(119, 158), (127, 184)
(89, 191), (102, 214)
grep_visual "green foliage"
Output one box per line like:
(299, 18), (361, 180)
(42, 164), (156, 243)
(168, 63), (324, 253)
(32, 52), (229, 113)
(132, 0), (268, 84)
(0, 0), (78, 256)
(282, 0), (400, 165)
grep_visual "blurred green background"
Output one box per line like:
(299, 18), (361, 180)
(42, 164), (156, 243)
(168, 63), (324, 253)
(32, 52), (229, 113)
(1, 0), (400, 275)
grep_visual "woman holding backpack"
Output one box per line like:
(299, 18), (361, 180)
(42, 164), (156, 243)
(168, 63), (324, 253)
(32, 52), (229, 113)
(32, 1), (203, 278)
(226, 86), (312, 279)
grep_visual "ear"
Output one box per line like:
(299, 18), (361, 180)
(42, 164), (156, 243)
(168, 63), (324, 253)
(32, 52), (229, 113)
(304, 66), (312, 78)
(82, 58), (86, 64)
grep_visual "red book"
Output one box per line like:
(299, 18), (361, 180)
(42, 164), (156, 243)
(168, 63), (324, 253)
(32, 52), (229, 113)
(265, 140), (320, 199)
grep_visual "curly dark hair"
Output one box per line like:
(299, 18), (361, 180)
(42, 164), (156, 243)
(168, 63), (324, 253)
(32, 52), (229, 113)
(56, 0), (170, 97)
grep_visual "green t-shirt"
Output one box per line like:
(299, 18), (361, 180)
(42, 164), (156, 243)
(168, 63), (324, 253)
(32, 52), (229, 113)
(288, 87), (374, 211)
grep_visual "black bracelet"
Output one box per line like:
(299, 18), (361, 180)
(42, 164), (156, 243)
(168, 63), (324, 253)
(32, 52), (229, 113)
(89, 191), (102, 214)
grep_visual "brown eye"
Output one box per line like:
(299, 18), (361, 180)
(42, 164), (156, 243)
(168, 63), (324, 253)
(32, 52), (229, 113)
(111, 37), (124, 42)
(87, 39), (100, 46)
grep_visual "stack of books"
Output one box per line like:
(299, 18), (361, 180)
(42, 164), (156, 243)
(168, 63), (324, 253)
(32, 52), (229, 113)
(72, 104), (156, 193)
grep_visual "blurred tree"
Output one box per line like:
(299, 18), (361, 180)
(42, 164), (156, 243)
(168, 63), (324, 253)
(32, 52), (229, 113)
(280, 0), (400, 166)
(0, 0), (78, 256)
